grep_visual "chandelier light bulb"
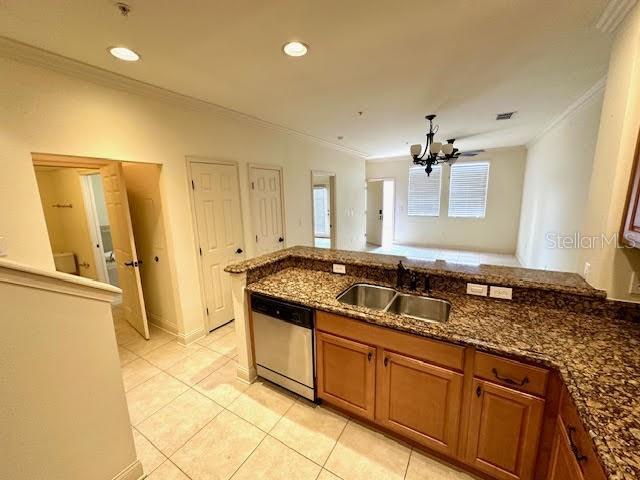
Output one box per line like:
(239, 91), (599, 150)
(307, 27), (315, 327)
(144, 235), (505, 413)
(430, 142), (443, 154)
(442, 143), (454, 155)
(410, 144), (422, 156)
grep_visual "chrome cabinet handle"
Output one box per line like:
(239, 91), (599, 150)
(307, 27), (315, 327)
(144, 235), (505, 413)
(492, 368), (529, 387)
(567, 426), (588, 463)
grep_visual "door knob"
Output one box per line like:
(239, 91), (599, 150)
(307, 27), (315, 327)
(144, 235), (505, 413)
(278, 237), (284, 242)
(236, 248), (243, 254)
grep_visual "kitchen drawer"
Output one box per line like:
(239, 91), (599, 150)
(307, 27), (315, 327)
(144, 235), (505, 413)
(558, 390), (607, 480)
(474, 352), (548, 397)
(316, 310), (464, 371)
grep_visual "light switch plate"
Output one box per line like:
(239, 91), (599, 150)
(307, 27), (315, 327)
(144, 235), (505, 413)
(490, 286), (513, 300)
(583, 262), (591, 280)
(332, 263), (346, 274)
(466, 283), (488, 296)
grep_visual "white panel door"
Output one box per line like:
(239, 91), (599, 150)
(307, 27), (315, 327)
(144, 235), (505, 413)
(100, 162), (149, 339)
(366, 180), (384, 246)
(191, 162), (244, 330)
(249, 167), (285, 255)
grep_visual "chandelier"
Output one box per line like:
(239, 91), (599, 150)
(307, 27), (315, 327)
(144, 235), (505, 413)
(410, 114), (461, 176)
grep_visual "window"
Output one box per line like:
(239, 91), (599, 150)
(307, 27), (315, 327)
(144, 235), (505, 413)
(448, 162), (490, 218)
(408, 165), (441, 216)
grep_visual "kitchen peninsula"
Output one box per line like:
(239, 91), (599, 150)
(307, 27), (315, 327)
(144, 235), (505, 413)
(226, 246), (640, 480)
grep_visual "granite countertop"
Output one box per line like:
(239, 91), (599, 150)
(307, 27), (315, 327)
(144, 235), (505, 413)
(227, 246), (605, 298)
(245, 267), (640, 480)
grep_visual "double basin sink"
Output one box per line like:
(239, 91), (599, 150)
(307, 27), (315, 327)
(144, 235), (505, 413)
(337, 283), (451, 323)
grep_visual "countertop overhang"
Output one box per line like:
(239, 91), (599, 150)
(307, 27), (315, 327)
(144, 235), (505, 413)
(226, 246), (606, 298)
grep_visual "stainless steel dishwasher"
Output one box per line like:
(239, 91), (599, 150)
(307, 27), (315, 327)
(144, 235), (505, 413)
(250, 294), (315, 401)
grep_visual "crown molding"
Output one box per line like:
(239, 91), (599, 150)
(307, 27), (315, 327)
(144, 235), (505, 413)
(527, 76), (607, 148)
(596, 0), (637, 33)
(0, 36), (370, 159)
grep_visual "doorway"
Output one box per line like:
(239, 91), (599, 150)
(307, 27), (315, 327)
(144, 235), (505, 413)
(366, 179), (395, 247)
(188, 159), (245, 332)
(248, 165), (286, 255)
(311, 171), (336, 249)
(80, 172), (119, 287)
(32, 155), (176, 343)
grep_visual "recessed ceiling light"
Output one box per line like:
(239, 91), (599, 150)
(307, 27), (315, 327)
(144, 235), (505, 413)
(109, 46), (140, 62)
(283, 41), (308, 57)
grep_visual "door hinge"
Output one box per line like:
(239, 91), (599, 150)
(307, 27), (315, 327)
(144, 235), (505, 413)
(251, 182), (255, 190)
(206, 307), (209, 316)
(191, 180), (195, 190)
(255, 235), (258, 243)
(199, 247), (202, 256)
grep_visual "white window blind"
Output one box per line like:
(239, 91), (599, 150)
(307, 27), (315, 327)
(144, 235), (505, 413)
(313, 186), (329, 236)
(448, 162), (490, 218)
(408, 165), (441, 216)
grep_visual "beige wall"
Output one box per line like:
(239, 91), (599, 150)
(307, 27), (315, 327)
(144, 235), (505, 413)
(0, 262), (140, 480)
(123, 163), (179, 334)
(366, 147), (526, 253)
(517, 89), (605, 272)
(0, 55), (366, 340)
(581, 3), (640, 301)
(34, 168), (99, 280)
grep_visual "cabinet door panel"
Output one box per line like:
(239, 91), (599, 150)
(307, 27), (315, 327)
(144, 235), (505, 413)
(316, 331), (376, 419)
(466, 379), (544, 480)
(378, 351), (463, 456)
(547, 417), (584, 480)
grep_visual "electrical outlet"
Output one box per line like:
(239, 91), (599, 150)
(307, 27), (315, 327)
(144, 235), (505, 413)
(332, 264), (346, 274)
(583, 262), (591, 280)
(466, 283), (488, 296)
(490, 286), (513, 300)
(629, 271), (640, 295)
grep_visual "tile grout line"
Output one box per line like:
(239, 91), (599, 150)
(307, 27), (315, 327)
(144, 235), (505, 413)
(404, 448), (413, 479)
(321, 418), (350, 478)
(136, 386), (226, 468)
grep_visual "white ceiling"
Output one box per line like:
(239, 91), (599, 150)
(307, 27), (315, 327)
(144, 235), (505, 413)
(0, 0), (613, 158)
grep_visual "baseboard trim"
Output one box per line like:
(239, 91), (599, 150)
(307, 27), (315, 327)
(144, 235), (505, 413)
(147, 312), (178, 335)
(176, 327), (206, 346)
(112, 460), (144, 480)
(237, 363), (257, 384)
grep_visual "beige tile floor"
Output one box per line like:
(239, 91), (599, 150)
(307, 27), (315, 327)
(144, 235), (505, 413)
(115, 309), (478, 480)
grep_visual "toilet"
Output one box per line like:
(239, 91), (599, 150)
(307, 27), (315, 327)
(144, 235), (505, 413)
(53, 252), (77, 274)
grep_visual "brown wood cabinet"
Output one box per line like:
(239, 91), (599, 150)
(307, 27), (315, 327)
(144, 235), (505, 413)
(316, 331), (376, 419)
(313, 310), (561, 480)
(377, 349), (464, 457)
(552, 389), (607, 480)
(547, 417), (584, 480)
(465, 379), (545, 480)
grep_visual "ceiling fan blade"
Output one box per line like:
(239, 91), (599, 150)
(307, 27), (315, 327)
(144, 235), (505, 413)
(458, 149), (485, 157)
